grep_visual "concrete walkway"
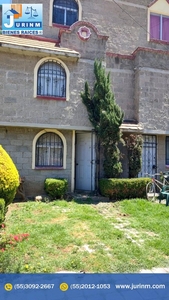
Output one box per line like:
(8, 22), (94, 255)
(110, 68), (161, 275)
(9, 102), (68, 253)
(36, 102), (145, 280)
(140, 267), (169, 273)
(57, 267), (169, 274)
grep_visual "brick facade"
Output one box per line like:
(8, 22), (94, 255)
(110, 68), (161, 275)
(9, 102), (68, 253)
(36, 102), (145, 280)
(0, 127), (72, 197)
(0, 0), (169, 195)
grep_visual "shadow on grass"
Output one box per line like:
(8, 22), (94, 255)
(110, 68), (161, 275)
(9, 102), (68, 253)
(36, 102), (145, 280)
(71, 196), (113, 205)
(14, 193), (113, 205)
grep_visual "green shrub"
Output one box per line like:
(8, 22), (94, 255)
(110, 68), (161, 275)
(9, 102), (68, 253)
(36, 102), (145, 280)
(0, 145), (20, 207)
(99, 178), (151, 200)
(44, 178), (68, 199)
(0, 198), (5, 226)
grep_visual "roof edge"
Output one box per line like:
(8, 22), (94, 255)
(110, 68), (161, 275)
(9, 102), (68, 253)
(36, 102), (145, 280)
(148, 0), (169, 8)
(11, 35), (60, 46)
(106, 46), (169, 60)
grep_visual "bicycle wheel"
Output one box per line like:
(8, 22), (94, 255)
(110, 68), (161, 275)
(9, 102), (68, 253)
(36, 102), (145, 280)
(146, 182), (156, 201)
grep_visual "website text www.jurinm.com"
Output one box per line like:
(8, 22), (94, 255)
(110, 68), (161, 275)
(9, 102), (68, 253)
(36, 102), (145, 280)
(115, 283), (165, 290)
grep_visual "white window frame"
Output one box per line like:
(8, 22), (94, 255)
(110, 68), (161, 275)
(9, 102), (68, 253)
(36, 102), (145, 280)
(34, 57), (70, 101)
(49, 0), (82, 27)
(32, 129), (67, 169)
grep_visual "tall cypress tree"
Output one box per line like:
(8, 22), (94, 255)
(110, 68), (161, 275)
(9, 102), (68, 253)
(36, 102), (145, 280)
(81, 60), (124, 178)
(125, 134), (143, 178)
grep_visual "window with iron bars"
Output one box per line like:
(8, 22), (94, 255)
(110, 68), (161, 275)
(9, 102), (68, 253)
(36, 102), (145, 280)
(166, 136), (169, 165)
(37, 60), (66, 98)
(53, 0), (78, 26)
(35, 132), (63, 167)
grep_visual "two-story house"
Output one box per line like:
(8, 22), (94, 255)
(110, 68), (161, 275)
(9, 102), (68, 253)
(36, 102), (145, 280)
(0, 0), (169, 197)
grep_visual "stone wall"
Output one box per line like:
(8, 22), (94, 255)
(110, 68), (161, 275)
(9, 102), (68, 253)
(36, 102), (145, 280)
(2, 35), (168, 133)
(59, 22), (108, 61)
(1, 0), (169, 54)
(0, 127), (72, 197)
(134, 50), (169, 131)
(104, 48), (169, 130)
(0, 51), (93, 128)
(1, 0), (169, 184)
(106, 54), (135, 121)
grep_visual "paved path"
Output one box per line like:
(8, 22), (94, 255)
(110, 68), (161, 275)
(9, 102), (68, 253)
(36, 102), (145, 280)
(140, 267), (169, 273)
(57, 268), (169, 273)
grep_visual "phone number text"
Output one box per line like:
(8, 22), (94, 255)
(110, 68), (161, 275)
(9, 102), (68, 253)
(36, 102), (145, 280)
(14, 284), (55, 290)
(70, 284), (111, 289)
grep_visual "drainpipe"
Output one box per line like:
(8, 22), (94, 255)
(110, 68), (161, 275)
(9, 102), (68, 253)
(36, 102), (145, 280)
(71, 130), (75, 192)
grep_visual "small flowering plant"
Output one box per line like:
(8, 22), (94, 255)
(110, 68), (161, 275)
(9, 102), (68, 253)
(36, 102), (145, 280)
(0, 225), (29, 251)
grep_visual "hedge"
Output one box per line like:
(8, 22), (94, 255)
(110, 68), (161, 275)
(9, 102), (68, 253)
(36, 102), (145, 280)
(99, 178), (151, 200)
(0, 198), (5, 226)
(44, 178), (68, 199)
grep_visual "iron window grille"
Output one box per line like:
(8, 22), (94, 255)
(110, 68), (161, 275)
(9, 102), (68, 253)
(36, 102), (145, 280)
(53, 0), (78, 26)
(37, 60), (66, 98)
(35, 132), (63, 167)
(141, 135), (157, 176)
(166, 136), (169, 165)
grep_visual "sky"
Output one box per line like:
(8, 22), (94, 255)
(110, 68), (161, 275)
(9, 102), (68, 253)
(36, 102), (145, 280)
(0, 0), (11, 4)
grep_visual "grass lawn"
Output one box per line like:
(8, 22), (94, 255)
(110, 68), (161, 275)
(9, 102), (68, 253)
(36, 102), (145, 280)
(1, 198), (169, 273)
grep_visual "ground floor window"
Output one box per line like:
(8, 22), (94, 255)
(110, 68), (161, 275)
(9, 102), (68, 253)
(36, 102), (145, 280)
(36, 132), (63, 167)
(166, 136), (169, 165)
(32, 129), (67, 169)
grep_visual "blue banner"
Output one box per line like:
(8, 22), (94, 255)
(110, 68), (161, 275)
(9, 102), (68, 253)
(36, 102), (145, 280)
(2, 4), (43, 35)
(0, 273), (169, 300)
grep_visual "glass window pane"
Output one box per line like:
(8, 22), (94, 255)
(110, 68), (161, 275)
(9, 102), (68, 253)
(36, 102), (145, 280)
(53, 7), (64, 24)
(66, 9), (78, 26)
(37, 61), (66, 98)
(35, 133), (63, 167)
(150, 14), (160, 40)
(162, 16), (169, 41)
(54, 0), (78, 10)
(53, 0), (78, 25)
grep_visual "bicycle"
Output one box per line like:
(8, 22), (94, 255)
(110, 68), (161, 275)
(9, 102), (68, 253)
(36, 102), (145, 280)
(146, 172), (169, 201)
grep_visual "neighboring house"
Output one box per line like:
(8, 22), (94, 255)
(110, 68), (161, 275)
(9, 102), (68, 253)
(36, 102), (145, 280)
(0, 0), (169, 197)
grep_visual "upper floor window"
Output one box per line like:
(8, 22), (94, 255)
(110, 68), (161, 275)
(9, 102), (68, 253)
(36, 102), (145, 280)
(150, 13), (169, 41)
(53, 0), (78, 26)
(148, 0), (169, 42)
(34, 57), (70, 101)
(37, 60), (66, 99)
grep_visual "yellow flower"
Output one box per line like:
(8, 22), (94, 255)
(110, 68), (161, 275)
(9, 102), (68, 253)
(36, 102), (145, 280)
(25, 264), (29, 269)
